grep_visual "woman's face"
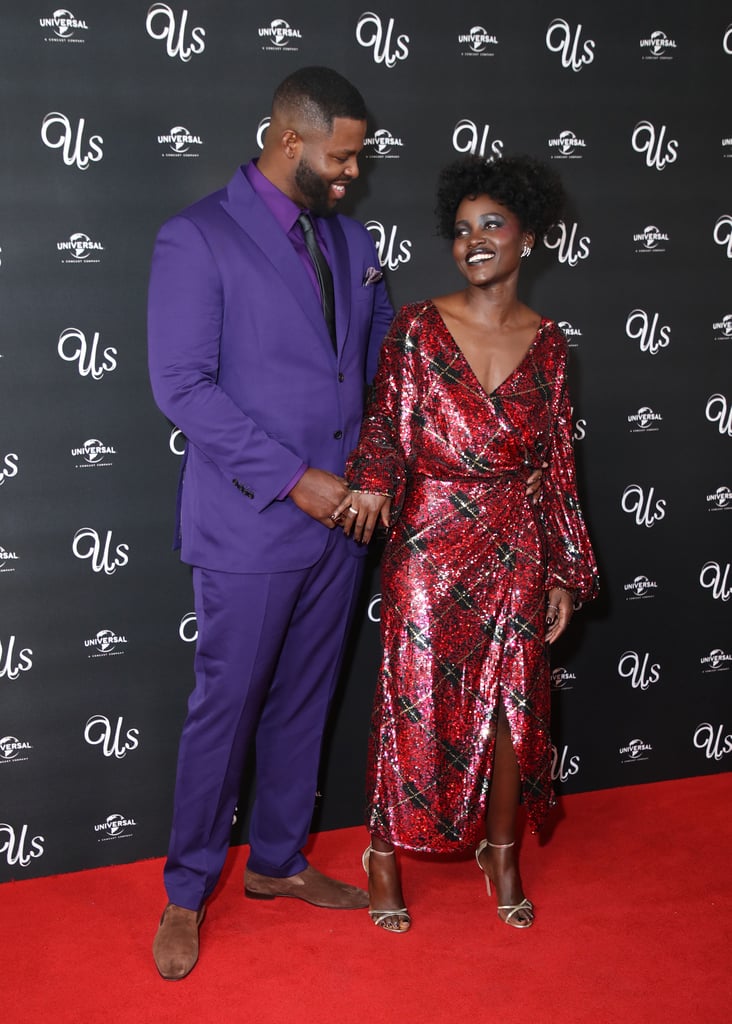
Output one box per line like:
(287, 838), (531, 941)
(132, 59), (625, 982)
(451, 193), (533, 285)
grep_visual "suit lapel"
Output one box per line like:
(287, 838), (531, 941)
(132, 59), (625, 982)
(220, 167), (335, 352)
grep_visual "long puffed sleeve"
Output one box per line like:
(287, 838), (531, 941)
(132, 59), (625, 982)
(345, 304), (423, 515)
(540, 338), (599, 603)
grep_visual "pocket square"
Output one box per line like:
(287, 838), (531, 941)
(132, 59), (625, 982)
(362, 266), (383, 286)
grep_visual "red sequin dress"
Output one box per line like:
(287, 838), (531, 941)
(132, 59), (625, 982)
(346, 301), (598, 852)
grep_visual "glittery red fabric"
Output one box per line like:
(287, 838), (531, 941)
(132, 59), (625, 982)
(346, 301), (599, 852)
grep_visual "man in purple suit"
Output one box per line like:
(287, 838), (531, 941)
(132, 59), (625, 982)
(147, 67), (393, 980)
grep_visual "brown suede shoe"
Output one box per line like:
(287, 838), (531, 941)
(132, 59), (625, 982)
(152, 903), (206, 980)
(244, 864), (368, 909)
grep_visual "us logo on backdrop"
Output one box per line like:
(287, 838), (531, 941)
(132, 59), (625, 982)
(693, 723), (732, 761)
(452, 119), (504, 159)
(0, 823), (44, 867)
(0, 636), (33, 681)
(365, 221), (412, 271)
(545, 19), (595, 71)
(145, 4), (205, 61)
(41, 112), (103, 170)
(84, 715), (139, 759)
(356, 11), (409, 67)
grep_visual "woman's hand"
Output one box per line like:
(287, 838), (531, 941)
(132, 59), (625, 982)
(545, 587), (575, 644)
(526, 462), (548, 504)
(330, 490), (392, 544)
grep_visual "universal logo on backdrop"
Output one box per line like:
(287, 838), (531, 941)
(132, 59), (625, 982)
(71, 438), (116, 470)
(700, 649), (732, 673)
(157, 126), (203, 158)
(547, 131), (587, 160)
(550, 667), (576, 691)
(258, 18), (302, 52)
(558, 321), (582, 349)
(639, 30), (677, 61)
(457, 25), (499, 59)
(363, 129), (404, 160)
(0, 736), (33, 765)
(85, 629), (128, 659)
(0, 545), (19, 576)
(633, 225), (669, 254)
(627, 406), (662, 433)
(619, 739), (653, 764)
(356, 12), (409, 67)
(94, 813), (137, 842)
(57, 232), (104, 263)
(145, 4), (205, 61)
(623, 575), (659, 601)
(706, 486), (732, 512)
(39, 9), (87, 43)
(712, 314), (732, 342)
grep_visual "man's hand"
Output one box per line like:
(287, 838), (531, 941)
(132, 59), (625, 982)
(331, 490), (392, 544)
(289, 468), (349, 528)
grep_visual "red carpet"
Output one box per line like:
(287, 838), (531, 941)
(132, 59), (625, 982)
(3, 774), (730, 1023)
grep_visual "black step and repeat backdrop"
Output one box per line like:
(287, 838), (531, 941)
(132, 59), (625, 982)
(1, 2), (730, 881)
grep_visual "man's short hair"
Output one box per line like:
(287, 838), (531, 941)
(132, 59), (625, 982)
(273, 66), (367, 132)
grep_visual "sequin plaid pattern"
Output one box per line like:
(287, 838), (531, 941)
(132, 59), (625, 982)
(346, 302), (598, 852)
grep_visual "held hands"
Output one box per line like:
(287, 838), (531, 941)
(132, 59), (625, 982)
(330, 490), (392, 544)
(289, 468), (351, 529)
(544, 587), (575, 644)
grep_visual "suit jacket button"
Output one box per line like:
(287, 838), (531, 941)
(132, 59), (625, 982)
(338, 373), (345, 382)
(333, 430), (343, 440)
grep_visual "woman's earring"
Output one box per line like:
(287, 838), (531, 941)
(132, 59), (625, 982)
(521, 243), (532, 258)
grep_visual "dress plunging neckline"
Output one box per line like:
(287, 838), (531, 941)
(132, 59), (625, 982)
(427, 299), (548, 398)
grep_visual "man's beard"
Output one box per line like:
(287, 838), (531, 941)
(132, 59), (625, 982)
(295, 156), (337, 218)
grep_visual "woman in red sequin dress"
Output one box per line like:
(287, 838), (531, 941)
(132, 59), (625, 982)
(334, 156), (598, 933)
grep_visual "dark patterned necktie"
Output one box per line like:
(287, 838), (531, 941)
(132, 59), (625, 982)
(297, 212), (337, 351)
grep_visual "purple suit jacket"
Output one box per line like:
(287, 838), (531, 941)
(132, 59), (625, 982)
(148, 164), (394, 572)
